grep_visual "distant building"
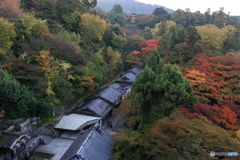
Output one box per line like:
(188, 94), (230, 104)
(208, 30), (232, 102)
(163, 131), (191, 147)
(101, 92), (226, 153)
(130, 13), (137, 22)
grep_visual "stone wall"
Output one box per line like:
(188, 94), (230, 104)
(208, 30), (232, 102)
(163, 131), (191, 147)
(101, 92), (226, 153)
(0, 118), (25, 131)
(27, 118), (62, 137)
(1, 116), (62, 138)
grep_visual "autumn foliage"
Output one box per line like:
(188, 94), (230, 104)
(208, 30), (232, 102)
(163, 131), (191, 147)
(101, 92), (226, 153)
(125, 51), (143, 65)
(139, 39), (160, 54)
(111, 112), (240, 159)
(0, 0), (23, 19)
(79, 75), (96, 91)
(125, 39), (160, 66)
(0, 18), (16, 53)
(181, 52), (240, 130)
(138, 118), (190, 159)
(36, 50), (54, 74)
(80, 13), (107, 42)
(184, 69), (206, 86)
(135, 14), (154, 20)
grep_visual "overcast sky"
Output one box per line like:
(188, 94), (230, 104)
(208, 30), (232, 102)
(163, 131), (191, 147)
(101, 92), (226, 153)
(135, 0), (240, 16)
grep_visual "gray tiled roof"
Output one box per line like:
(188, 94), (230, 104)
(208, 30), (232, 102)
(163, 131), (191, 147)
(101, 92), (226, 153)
(85, 87), (124, 104)
(71, 86), (123, 118)
(87, 99), (113, 117)
(60, 125), (113, 160)
(116, 72), (137, 83)
(74, 98), (114, 118)
(77, 126), (113, 160)
(130, 67), (142, 75)
(121, 67), (142, 76)
(109, 83), (131, 93)
(60, 130), (91, 160)
(108, 83), (122, 90)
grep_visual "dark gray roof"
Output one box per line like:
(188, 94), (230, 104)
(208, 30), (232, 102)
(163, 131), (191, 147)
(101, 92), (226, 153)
(116, 72), (137, 83)
(73, 98), (114, 118)
(85, 86), (124, 104)
(109, 83), (122, 89)
(130, 67), (142, 75)
(60, 129), (92, 160)
(109, 83), (131, 91)
(121, 67), (142, 76)
(71, 86), (124, 118)
(60, 125), (113, 160)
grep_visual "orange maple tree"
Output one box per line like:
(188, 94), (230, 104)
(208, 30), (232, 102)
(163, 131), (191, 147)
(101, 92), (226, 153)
(125, 51), (143, 65)
(79, 75), (96, 91)
(184, 69), (206, 86)
(180, 52), (240, 130)
(139, 39), (160, 54)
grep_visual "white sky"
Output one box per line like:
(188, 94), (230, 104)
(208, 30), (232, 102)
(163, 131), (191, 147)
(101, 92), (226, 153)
(135, 0), (240, 16)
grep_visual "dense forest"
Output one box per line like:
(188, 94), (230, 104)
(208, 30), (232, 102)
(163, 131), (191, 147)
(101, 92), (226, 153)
(1, 0), (240, 159)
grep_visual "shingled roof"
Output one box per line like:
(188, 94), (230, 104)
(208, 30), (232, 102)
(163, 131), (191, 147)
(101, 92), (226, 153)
(71, 86), (123, 118)
(85, 86), (124, 104)
(121, 67), (142, 76)
(109, 82), (130, 92)
(60, 125), (113, 160)
(116, 72), (137, 83)
(73, 98), (114, 118)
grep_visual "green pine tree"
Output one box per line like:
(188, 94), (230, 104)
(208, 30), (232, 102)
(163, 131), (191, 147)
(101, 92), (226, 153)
(131, 50), (197, 128)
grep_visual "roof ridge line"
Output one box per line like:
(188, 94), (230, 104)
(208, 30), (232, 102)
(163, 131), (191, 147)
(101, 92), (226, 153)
(99, 95), (115, 105)
(76, 125), (96, 157)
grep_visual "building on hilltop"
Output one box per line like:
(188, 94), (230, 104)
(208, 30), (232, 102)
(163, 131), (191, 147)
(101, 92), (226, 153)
(130, 13), (137, 22)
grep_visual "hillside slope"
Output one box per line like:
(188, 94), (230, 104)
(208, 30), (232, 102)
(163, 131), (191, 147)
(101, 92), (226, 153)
(96, 0), (174, 14)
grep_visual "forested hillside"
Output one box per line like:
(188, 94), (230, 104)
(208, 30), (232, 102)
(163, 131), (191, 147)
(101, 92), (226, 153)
(0, 0), (126, 119)
(1, 0), (240, 159)
(96, 0), (174, 14)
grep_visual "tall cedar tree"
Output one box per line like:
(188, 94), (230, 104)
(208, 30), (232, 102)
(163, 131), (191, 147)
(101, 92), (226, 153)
(131, 49), (197, 127)
(182, 26), (202, 62)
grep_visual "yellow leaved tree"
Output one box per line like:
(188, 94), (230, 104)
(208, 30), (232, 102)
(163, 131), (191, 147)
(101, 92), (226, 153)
(80, 13), (107, 42)
(36, 50), (54, 74)
(0, 18), (16, 53)
(222, 25), (237, 38)
(236, 130), (240, 140)
(21, 13), (48, 36)
(151, 20), (176, 37)
(196, 24), (227, 50)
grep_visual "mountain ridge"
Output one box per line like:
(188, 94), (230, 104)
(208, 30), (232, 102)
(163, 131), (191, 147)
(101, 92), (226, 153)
(96, 0), (174, 14)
